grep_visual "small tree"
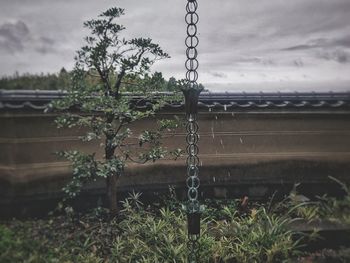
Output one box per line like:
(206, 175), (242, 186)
(51, 7), (181, 216)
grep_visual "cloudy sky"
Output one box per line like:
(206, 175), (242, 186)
(1, 0), (350, 92)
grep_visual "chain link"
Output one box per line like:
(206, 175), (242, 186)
(186, 114), (200, 208)
(185, 116), (201, 262)
(185, 0), (200, 262)
(185, 0), (199, 89)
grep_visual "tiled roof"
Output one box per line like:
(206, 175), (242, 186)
(0, 90), (349, 111)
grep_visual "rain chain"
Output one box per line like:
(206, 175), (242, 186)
(183, 0), (203, 262)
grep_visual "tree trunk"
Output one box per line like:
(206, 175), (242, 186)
(107, 174), (118, 216)
(105, 132), (118, 217)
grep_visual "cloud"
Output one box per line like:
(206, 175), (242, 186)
(0, 20), (57, 55)
(281, 35), (350, 64)
(35, 36), (56, 54)
(282, 45), (315, 51)
(208, 71), (227, 78)
(259, 0), (350, 38)
(318, 49), (350, 64)
(0, 21), (30, 53)
(0, 0), (350, 91)
(282, 36), (350, 51)
(293, 59), (304, 67)
(334, 35), (350, 48)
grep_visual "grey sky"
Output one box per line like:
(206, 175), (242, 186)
(0, 0), (350, 92)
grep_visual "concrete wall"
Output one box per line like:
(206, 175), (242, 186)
(1, 106), (350, 213)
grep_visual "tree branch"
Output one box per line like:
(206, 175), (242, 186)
(113, 68), (126, 98)
(94, 63), (111, 96)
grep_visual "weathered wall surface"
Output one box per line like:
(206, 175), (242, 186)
(1, 110), (350, 195)
(1, 91), (350, 216)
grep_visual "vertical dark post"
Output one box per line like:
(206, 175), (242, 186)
(184, 0), (202, 262)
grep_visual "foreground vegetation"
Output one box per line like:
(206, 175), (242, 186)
(0, 196), (300, 263)
(1, 178), (350, 263)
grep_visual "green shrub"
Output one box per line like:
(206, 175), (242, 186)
(213, 207), (301, 263)
(1, 195), (306, 263)
(108, 195), (300, 262)
(0, 225), (14, 256)
(283, 177), (350, 224)
(0, 224), (57, 263)
(110, 195), (215, 262)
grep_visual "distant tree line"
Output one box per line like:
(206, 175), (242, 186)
(0, 68), (70, 90)
(0, 68), (184, 92)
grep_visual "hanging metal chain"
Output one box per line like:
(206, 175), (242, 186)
(185, 0), (199, 91)
(185, 113), (201, 263)
(184, 0), (202, 262)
